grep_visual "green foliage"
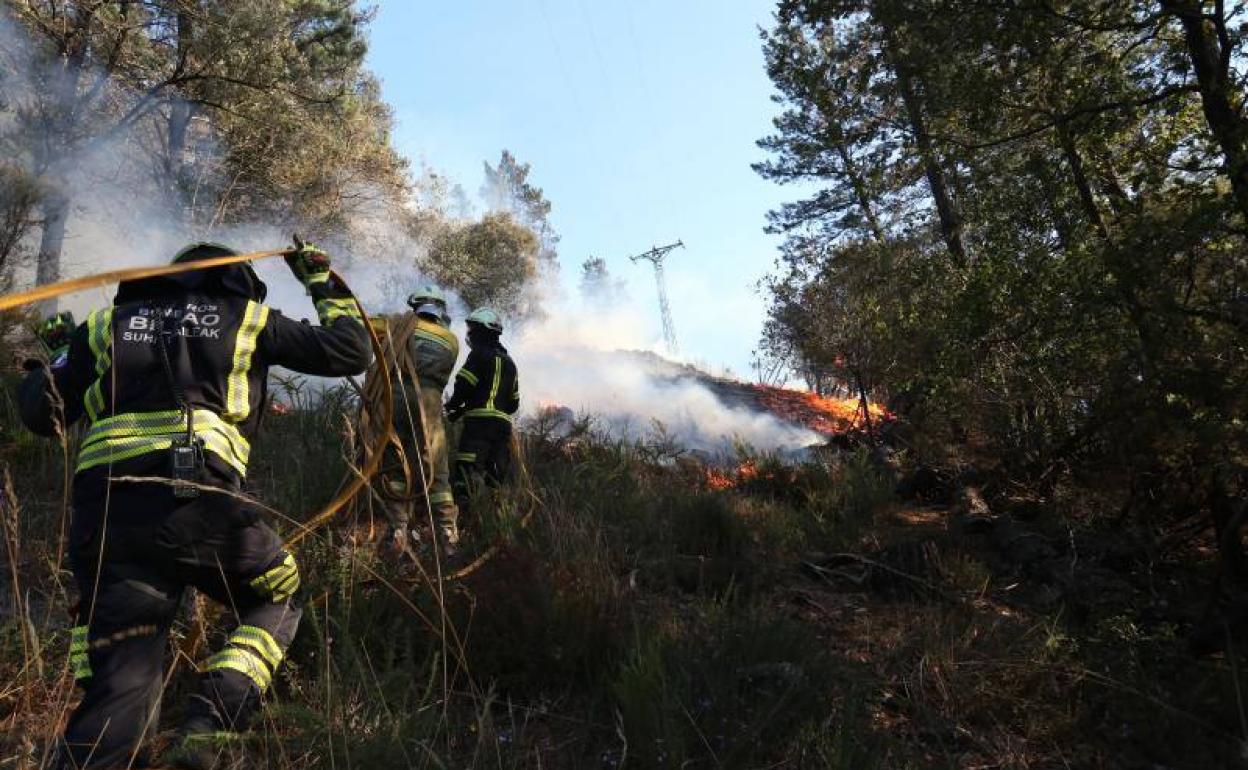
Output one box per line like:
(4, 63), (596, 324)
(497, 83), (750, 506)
(2, 0), (406, 279)
(5, 397), (1248, 766)
(0, 162), (38, 276)
(427, 212), (541, 316)
(757, 0), (1248, 525)
(610, 603), (834, 769)
(795, 450), (897, 548)
(481, 150), (559, 267)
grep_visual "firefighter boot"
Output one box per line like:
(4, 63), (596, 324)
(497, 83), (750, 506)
(161, 695), (250, 769)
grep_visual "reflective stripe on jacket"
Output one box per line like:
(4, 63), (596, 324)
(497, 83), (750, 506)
(407, 317), (459, 390)
(19, 277), (370, 482)
(445, 342), (519, 424)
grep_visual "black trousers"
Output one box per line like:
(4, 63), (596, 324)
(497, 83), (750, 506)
(60, 474), (301, 768)
(453, 417), (512, 510)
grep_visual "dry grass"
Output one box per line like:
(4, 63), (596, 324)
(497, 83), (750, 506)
(0, 383), (1246, 768)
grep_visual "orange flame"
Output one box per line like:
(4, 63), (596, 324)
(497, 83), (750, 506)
(749, 384), (889, 436)
(704, 460), (775, 491)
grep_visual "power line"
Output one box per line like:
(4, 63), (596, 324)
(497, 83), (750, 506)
(629, 240), (684, 355)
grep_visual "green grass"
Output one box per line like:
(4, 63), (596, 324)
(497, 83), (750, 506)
(2, 379), (1247, 768)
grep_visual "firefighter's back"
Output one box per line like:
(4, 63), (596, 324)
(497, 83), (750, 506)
(75, 289), (271, 494)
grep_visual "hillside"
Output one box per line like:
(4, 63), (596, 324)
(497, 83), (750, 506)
(614, 351), (887, 439)
(0, 379), (1241, 768)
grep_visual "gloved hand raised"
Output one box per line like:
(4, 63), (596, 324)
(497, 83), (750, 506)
(34, 311), (75, 360)
(285, 240), (332, 287)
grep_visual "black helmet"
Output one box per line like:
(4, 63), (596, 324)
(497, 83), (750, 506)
(116, 241), (268, 304)
(172, 241), (239, 264)
(169, 241), (267, 302)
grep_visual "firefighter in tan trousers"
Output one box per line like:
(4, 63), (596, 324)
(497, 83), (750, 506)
(385, 285), (461, 558)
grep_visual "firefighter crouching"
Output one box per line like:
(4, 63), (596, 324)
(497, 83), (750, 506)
(17, 242), (370, 769)
(384, 285), (462, 559)
(446, 307), (519, 518)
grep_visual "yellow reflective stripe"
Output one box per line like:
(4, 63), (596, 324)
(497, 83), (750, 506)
(415, 328), (455, 352)
(457, 368), (479, 386)
(416, 319), (456, 342)
(70, 625), (92, 679)
(385, 479), (409, 495)
(76, 431), (246, 476)
(206, 648), (272, 691)
(315, 297), (362, 324)
(83, 309), (114, 421)
(83, 410), (249, 457)
(250, 560), (295, 590)
(76, 437), (175, 472)
(457, 452), (477, 462)
(486, 356), (502, 411)
(250, 554), (299, 601)
(464, 408), (513, 422)
(72, 655), (93, 680)
(224, 301), (269, 423)
(81, 409), (184, 443)
(414, 319), (458, 353)
(429, 491), (455, 505)
(76, 409), (251, 475)
(230, 626), (283, 669)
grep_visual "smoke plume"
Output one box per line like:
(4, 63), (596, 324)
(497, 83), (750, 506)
(1, 13), (820, 455)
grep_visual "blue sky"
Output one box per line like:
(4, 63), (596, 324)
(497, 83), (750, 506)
(366, 0), (791, 377)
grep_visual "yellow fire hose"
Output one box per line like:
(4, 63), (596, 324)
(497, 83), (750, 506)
(0, 248), (393, 547)
(0, 251), (538, 582)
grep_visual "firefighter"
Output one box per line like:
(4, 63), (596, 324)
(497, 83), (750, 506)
(384, 284), (461, 558)
(16, 241), (370, 769)
(446, 307), (519, 516)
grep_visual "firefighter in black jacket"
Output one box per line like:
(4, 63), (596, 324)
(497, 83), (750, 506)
(17, 242), (370, 769)
(446, 307), (519, 513)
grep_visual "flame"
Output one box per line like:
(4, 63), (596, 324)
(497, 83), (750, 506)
(749, 384), (889, 436)
(704, 460), (772, 491)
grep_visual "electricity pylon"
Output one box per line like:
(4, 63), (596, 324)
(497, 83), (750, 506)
(629, 240), (684, 355)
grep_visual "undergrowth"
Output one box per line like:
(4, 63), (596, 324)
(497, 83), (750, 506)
(0, 381), (1245, 769)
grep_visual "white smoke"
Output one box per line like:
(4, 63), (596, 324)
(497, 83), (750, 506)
(1, 12), (820, 455)
(504, 282), (822, 453)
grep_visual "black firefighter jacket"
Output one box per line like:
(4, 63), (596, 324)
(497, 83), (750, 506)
(445, 338), (519, 429)
(18, 261), (371, 520)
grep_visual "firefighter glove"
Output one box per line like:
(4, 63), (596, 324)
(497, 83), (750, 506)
(285, 242), (332, 287)
(34, 311), (75, 360)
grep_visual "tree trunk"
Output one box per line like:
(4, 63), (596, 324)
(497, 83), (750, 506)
(35, 193), (69, 291)
(881, 28), (968, 266)
(1057, 123), (1110, 239)
(1162, 0), (1248, 222)
(855, 372), (875, 439)
(31, 8), (93, 291)
(835, 143), (887, 242)
(166, 100), (194, 189)
(166, 10), (196, 202)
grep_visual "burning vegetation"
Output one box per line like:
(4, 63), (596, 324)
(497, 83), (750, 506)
(704, 459), (768, 491)
(748, 383), (889, 436)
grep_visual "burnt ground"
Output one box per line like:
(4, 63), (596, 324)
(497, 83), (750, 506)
(780, 502), (1247, 769)
(615, 350), (872, 437)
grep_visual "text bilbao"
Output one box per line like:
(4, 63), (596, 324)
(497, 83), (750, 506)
(123, 304), (226, 342)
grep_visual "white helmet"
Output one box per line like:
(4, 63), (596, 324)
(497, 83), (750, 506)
(466, 307), (503, 333)
(407, 284), (448, 310)
(412, 302), (445, 319)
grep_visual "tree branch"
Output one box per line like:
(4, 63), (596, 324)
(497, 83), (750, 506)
(932, 85), (1199, 151)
